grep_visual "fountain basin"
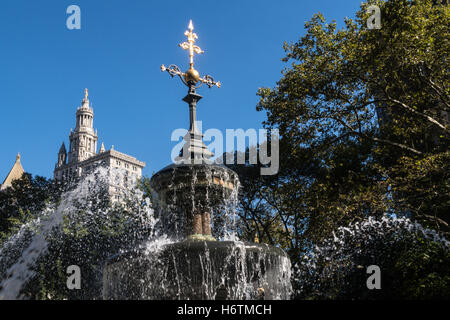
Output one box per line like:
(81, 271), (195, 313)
(102, 240), (292, 300)
(150, 163), (240, 238)
(151, 163), (239, 208)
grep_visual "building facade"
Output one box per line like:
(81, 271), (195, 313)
(54, 89), (146, 201)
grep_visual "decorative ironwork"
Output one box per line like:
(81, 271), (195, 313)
(200, 75), (221, 88)
(161, 64), (187, 86)
(161, 20), (221, 90)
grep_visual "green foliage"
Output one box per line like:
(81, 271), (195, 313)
(235, 0), (450, 299)
(0, 174), (65, 244)
(295, 216), (450, 300)
(252, 0), (448, 241)
(1, 0), (448, 300)
(16, 185), (155, 300)
(225, 149), (295, 250)
(393, 237), (450, 299)
(386, 151), (450, 233)
(0, 168), (156, 300)
(26, 212), (147, 299)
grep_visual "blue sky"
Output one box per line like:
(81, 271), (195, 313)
(0, 0), (362, 179)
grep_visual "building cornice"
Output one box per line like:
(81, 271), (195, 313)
(107, 149), (146, 167)
(55, 148), (146, 170)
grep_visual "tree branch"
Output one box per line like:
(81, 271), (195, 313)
(329, 115), (423, 155)
(384, 93), (448, 132)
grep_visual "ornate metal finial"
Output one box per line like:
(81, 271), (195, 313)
(84, 88), (88, 100)
(179, 19), (204, 69)
(161, 20), (221, 89)
(16, 152), (21, 161)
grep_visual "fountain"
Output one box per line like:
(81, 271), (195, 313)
(102, 21), (292, 300)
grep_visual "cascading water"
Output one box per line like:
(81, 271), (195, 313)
(102, 162), (292, 300)
(0, 161), (292, 300)
(292, 215), (450, 299)
(1, 20), (293, 300)
(103, 165), (291, 300)
(104, 240), (292, 300)
(102, 20), (292, 300)
(0, 167), (165, 300)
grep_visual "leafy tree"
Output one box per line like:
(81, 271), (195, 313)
(222, 0), (450, 299)
(224, 149), (295, 250)
(254, 0), (449, 247)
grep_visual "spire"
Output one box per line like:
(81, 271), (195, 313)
(99, 142), (105, 153)
(1, 153), (25, 190)
(68, 88), (98, 164)
(58, 142), (66, 154)
(81, 88), (90, 109)
(57, 142), (67, 167)
(83, 88), (88, 102)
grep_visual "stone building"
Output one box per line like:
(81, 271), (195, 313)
(1, 153), (25, 191)
(54, 89), (146, 201)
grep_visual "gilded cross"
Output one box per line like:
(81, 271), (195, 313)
(161, 20), (220, 89)
(179, 20), (204, 69)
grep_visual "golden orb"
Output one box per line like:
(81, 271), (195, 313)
(184, 67), (200, 84)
